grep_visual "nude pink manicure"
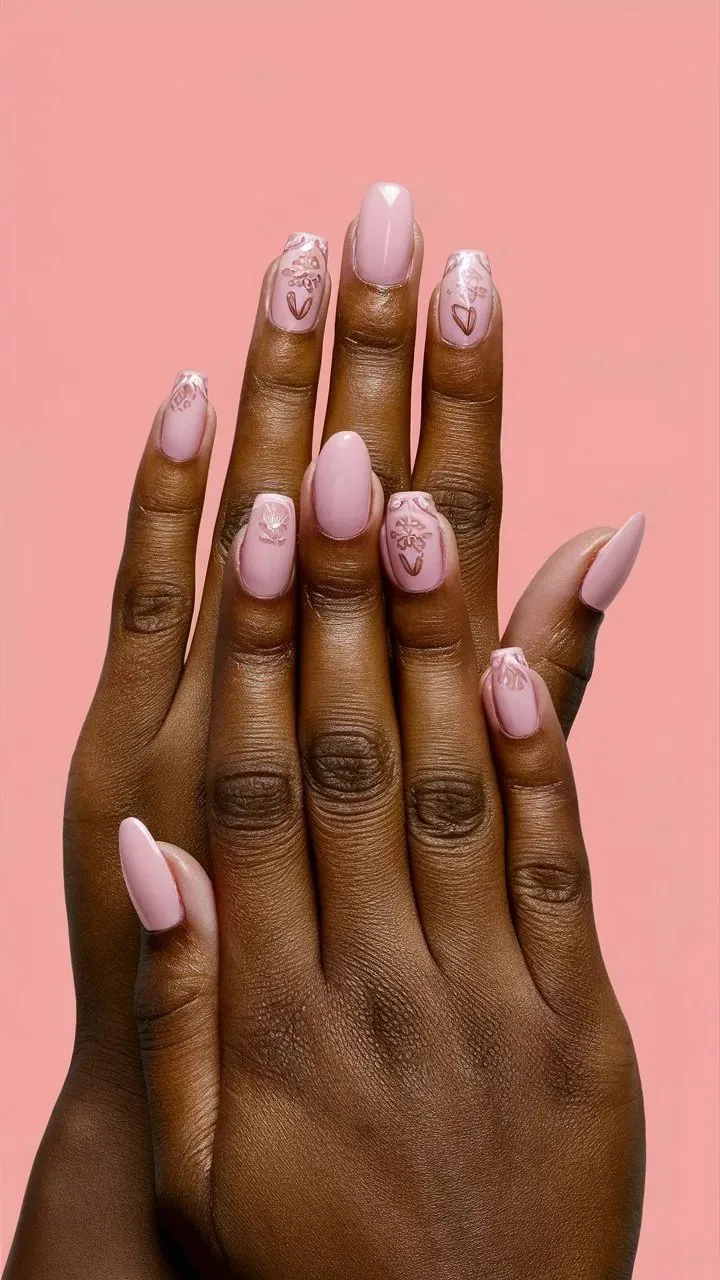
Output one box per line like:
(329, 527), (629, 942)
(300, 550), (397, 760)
(160, 370), (208, 461)
(238, 493), (296, 598)
(270, 232), (328, 332)
(488, 648), (540, 739)
(580, 513), (646, 611)
(119, 817), (182, 932)
(355, 182), (414, 285)
(439, 250), (493, 346)
(384, 492), (444, 592)
(312, 431), (371, 539)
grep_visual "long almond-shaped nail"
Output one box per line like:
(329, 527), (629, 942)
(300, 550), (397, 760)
(161, 370), (208, 461)
(439, 250), (493, 346)
(270, 232), (328, 332)
(355, 182), (414, 285)
(312, 432), (371, 539)
(488, 648), (540, 739)
(580, 513), (646, 611)
(239, 493), (296, 598)
(119, 817), (182, 932)
(384, 492), (444, 592)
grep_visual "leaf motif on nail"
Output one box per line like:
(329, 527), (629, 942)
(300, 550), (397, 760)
(492, 649), (530, 690)
(286, 291), (312, 321)
(399, 552), (423, 576)
(451, 303), (477, 335)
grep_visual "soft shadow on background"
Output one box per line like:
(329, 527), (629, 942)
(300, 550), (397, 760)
(1, 1), (718, 1273)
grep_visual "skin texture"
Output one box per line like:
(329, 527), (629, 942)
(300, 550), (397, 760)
(130, 481), (645, 1278)
(6, 207), (635, 1279)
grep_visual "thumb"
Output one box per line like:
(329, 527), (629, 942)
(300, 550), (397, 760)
(119, 817), (219, 1256)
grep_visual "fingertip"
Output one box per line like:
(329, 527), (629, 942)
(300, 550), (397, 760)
(118, 818), (183, 934)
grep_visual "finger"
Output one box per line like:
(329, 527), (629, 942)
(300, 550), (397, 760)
(88, 371), (215, 749)
(206, 498), (319, 1021)
(298, 434), (416, 962)
(502, 515), (646, 736)
(482, 651), (607, 1017)
(321, 183), (422, 497)
(412, 252), (503, 669)
(119, 819), (218, 1248)
(182, 235), (331, 687)
(381, 493), (517, 978)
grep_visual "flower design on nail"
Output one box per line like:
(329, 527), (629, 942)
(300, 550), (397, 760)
(491, 648), (529, 691)
(282, 249), (324, 293)
(389, 495), (435, 576)
(259, 502), (289, 545)
(169, 370), (208, 413)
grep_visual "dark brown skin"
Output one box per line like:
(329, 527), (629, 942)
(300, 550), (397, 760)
(6, 213), (629, 1279)
(132, 476), (645, 1278)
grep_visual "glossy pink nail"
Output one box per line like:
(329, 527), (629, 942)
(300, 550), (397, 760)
(160, 370), (208, 461)
(270, 232), (328, 332)
(312, 431), (371, 540)
(119, 817), (182, 932)
(355, 182), (414, 285)
(239, 493), (296, 598)
(384, 492), (444, 592)
(488, 648), (540, 739)
(580, 513), (646, 611)
(439, 250), (493, 346)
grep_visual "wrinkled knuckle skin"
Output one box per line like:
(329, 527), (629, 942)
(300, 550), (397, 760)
(512, 859), (588, 908)
(431, 480), (500, 544)
(407, 772), (488, 843)
(120, 580), (190, 635)
(210, 762), (295, 834)
(303, 727), (397, 805)
(215, 494), (255, 563)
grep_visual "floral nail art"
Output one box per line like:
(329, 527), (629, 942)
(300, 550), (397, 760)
(258, 501), (290, 546)
(490, 647), (530, 690)
(168, 370), (208, 413)
(271, 232), (328, 331)
(385, 493), (444, 591)
(439, 250), (493, 347)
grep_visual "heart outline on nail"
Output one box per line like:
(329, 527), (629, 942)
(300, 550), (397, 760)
(287, 291), (312, 321)
(451, 303), (477, 335)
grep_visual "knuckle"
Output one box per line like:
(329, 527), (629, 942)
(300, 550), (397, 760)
(336, 320), (414, 358)
(303, 576), (379, 617)
(303, 725), (397, 804)
(134, 979), (204, 1055)
(429, 476), (500, 543)
(406, 771), (488, 843)
(120, 579), (190, 635)
(512, 858), (589, 908)
(249, 365), (317, 403)
(209, 760), (296, 835)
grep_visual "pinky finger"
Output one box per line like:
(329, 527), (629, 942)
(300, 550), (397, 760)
(118, 819), (219, 1258)
(482, 651), (607, 1019)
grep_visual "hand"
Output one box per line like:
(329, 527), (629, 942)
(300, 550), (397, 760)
(7, 185), (643, 1278)
(126, 450), (645, 1278)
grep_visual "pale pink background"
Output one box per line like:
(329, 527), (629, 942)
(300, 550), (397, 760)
(1, 0), (718, 1271)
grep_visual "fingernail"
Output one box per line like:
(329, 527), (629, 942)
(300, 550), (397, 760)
(439, 250), (493, 346)
(119, 817), (182, 932)
(238, 493), (296, 598)
(312, 431), (372, 539)
(270, 232), (328, 332)
(384, 492), (444, 592)
(580, 513), (646, 611)
(488, 648), (539, 739)
(355, 182), (414, 285)
(161, 370), (208, 461)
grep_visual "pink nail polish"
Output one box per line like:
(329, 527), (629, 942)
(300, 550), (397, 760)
(439, 250), (493, 346)
(118, 817), (182, 932)
(355, 182), (414, 285)
(160, 370), (208, 461)
(489, 648), (540, 739)
(312, 432), (372, 539)
(384, 492), (444, 592)
(238, 493), (296, 598)
(580, 513), (646, 612)
(270, 232), (328, 332)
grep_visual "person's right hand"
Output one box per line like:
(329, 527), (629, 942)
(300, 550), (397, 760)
(7, 184), (644, 1279)
(125, 442), (645, 1278)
